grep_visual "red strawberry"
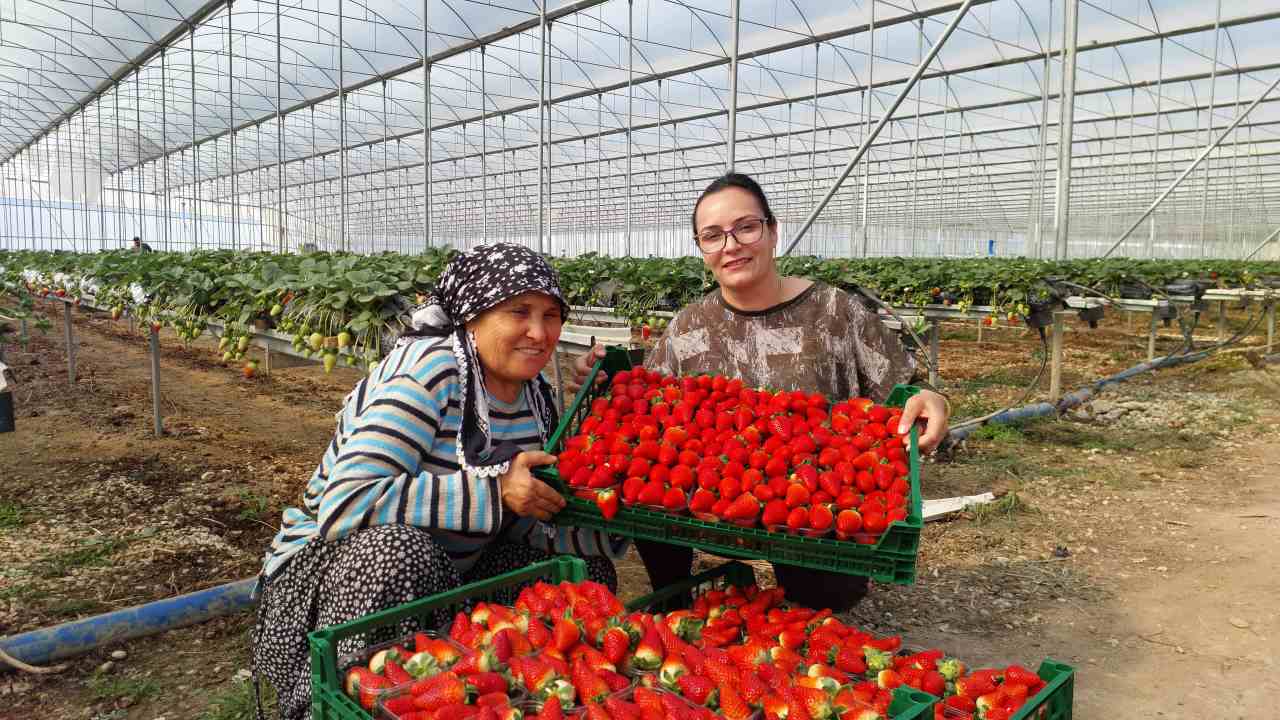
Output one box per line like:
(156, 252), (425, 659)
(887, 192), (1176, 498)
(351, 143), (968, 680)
(785, 484), (810, 509)
(383, 694), (419, 718)
(786, 506), (809, 531)
(808, 505), (834, 532)
(638, 481), (665, 506)
(606, 697), (643, 720)
(921, 670), (946, 697)
(454, 650), (496, 676)
(528, 619), (552, 649)
(788, 685), (833, 720)
(385, 659), (414, 685)
(1004, 665), (1041, 686)
(631, 624), (665, 672)
(467, 672), (509, 696)
(600, 668), (631, 692)
(723, 493), (760, 521)
(739, 671), (769, 704)
(761, 499), (790, 526)
(689, 488), (717, 513)
(601, 626), (631, 666)
(572, 658), (611, 704)
(663, 487), (687, 511)
(413, 673), (467, 711)
(537, 697), (565, 720)
(434, 703), (482, 720)
(595, 488), (620, 520)
(677, 674), (718, 706)
(719, 683), (753, 720)
(832, 646), (867, 675)
(835, 510), (862, 536)
(553, 617), (582, 653)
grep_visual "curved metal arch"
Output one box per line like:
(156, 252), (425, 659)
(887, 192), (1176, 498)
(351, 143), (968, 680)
(22, 0), (134, 80)
(202, 9), (349, 111)
(0, 74), (69, 138)
(0, 33), (102, 104)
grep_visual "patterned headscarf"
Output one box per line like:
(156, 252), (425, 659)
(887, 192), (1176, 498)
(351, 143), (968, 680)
(396, 243), (568, 478)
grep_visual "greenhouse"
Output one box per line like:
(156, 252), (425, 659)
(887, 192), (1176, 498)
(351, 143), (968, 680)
(2, 3), (1280, 720)
(1, 0), (1278, 260)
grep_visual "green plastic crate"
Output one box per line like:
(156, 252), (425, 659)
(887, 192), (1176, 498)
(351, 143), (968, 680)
(1010, 660), (1075, 720)
(308, 556), (588, 720)
(537, 346), (924, 584)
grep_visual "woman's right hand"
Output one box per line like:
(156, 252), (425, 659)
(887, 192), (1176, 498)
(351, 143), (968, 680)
(499, 451), (566, 521)
(566, 344), (608, 395)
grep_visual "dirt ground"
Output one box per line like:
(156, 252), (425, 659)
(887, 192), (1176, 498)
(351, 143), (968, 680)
(1, 300), (1277, 719)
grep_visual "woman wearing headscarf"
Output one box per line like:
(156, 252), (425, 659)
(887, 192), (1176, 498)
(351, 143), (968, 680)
(252, 243), (627, 720)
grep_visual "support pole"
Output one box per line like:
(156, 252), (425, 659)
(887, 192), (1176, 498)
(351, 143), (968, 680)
(62, 302), (76, 385)
(1267, 303), (1275, 356)
(784, 0), (975, 255)
(537, 1), (546, 252)
(423, 0), (431, 248)
(161, 49), (171, 251)
(1216, 301), (1227, 342)
(1052, 0), (1080, 260)
(1243, 226), (1280, 260)
(1147, 310), (1157, 362)
(1049, 310), (1066, 402)
(276, 0), (285, 252)
(1199, 0), (1223, 258)
(859, 0), (875, 257)
(1102, 72), (1280, 258)
(1147, 38), (1163, 257)
(150, 325), (163, 436)
(338, 0), (348, 251)
(626, 0), (634, 256)
(726, 0), (740, 171)
(928, 319), (940, 388)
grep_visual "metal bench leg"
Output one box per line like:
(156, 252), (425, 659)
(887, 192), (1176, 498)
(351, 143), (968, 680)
(928, 320), (940, 388)
(1147, 311), (1158, 362)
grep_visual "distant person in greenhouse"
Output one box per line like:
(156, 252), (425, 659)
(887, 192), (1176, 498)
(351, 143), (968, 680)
(131, 236), (153, 252)
(571, 172), (950, 611)
(252, 243), (627, 719)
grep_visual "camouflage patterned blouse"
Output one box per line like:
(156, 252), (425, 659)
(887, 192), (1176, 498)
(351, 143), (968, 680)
(643, 281), (919, 403)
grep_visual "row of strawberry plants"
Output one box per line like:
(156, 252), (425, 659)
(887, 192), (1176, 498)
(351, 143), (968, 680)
(4, 249), (1277, 365)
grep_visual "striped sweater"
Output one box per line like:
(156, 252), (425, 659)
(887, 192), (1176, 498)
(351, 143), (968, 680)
(258, 336), (628, 584)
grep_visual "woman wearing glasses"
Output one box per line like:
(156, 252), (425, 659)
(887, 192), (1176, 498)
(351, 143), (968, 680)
(572, 172), (949, 611)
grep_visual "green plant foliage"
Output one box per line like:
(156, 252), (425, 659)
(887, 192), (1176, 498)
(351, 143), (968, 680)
(4, 250), (1277, 351)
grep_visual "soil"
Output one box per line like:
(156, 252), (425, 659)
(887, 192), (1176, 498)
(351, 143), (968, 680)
(0, 301), (1277, 719)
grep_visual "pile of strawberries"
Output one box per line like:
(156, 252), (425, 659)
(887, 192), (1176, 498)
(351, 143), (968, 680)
(342, 579), (1050, 720)
(557, 370), (913, 543)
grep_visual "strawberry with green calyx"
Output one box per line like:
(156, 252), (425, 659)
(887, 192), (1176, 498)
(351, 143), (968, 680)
(454, 649), (498, 676)
(954, 670), (999, 699)
(600, 625), (631, 666)
(594, 488), (620, 520)
(862, 647), (894, 674)
(403, 651), (441, 679)
(552, 615), (583, 653)
(385, 659), (414, 685)
(761, 694), (790, 720)
(605, 696), (643, 720)
(787, 685), (834, 720)
(599, 669), (631, 692)
(796, 675), (840, 696)
(535, 698), (564, 720)
(571, 657), (611, 705)
(345, 667), (393, 710)
(937, 657), (966, 681)
(477, 691), (512, 708)
(495, 706), (524, 720)
(370, 645), (412, 674)
(663, 611), (705, 642)
(718, 682), (753, 720)
(630, 624), (665, 672)
(658, 656), (688, 690)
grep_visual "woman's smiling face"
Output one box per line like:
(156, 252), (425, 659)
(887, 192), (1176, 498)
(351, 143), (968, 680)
(468, 291), (564, 393)
(694, 186), (778, 294)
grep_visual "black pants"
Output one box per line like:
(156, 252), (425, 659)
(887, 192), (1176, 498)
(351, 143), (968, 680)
(635, 539), (869, 612)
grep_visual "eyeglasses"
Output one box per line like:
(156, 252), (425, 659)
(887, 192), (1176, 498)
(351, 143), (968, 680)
(693, 217), (768, 254)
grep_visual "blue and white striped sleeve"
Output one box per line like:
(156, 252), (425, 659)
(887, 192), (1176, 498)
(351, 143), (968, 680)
(315, 358), (504, 542)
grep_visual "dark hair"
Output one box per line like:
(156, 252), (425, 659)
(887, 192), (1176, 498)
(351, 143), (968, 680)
(691, 173), (776, 234)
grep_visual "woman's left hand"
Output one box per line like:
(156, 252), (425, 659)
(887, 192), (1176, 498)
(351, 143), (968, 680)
(896, 390), (950, 454)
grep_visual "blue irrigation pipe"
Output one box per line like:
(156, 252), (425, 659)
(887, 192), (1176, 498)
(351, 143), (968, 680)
(947, 346), (1228, 445)
(0, 578), (257, 667)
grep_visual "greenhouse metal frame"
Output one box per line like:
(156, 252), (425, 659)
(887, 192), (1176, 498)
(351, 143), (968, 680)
(0, 0), (1278, 260)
